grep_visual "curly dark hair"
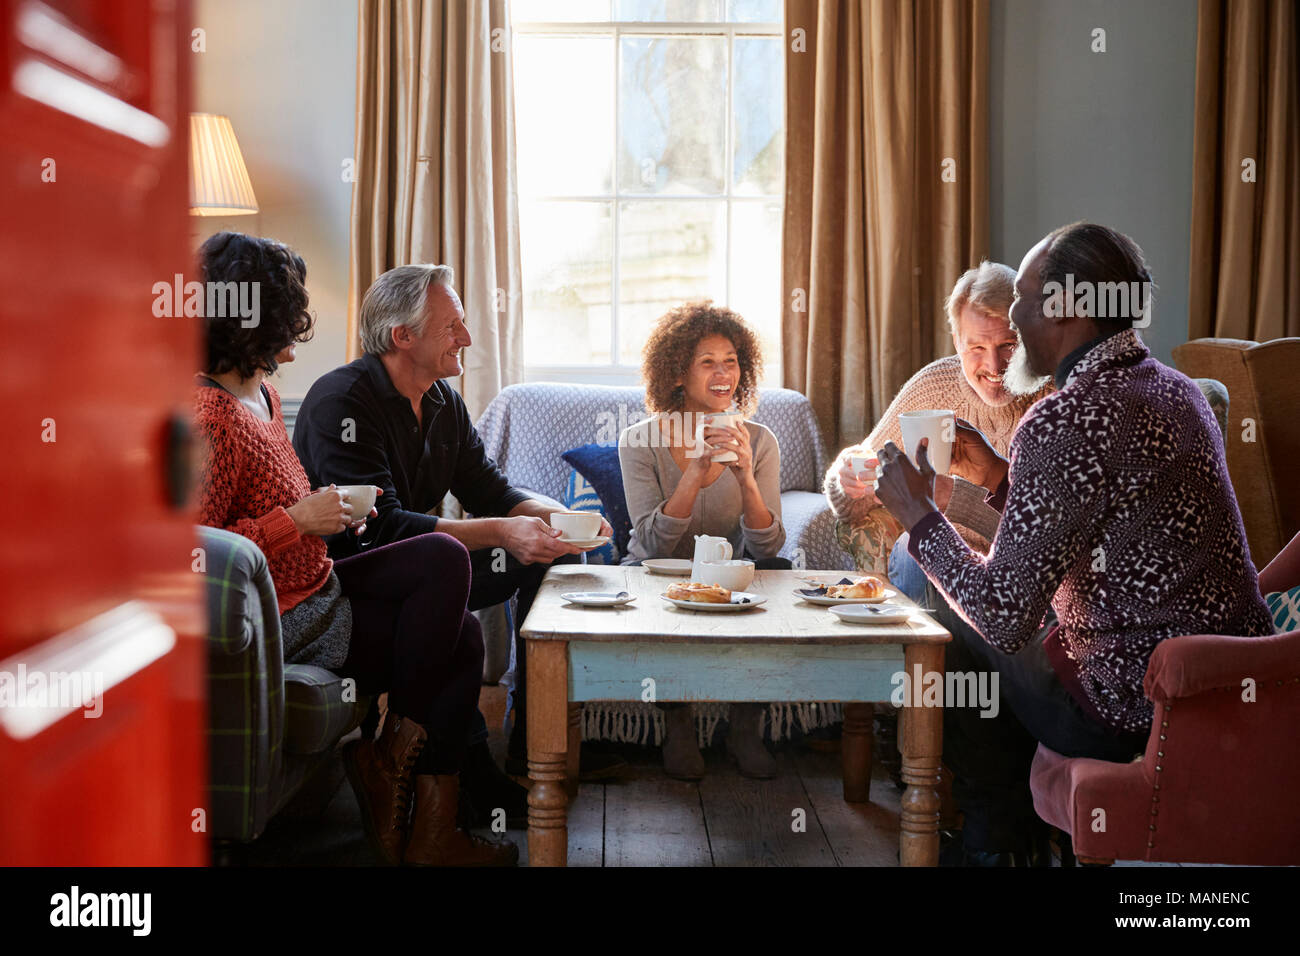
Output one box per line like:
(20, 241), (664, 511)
(641, 302), (763, 415)
(198, 231), (313, 378)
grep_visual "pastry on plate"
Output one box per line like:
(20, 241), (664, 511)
(826, 578), (885, 600)
(665, 581), (732, 604)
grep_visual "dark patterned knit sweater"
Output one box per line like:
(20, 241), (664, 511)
(908, 329), (1273, 733)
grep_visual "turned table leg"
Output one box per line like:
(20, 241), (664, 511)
(527, 640), (569, 867)
(899, 643), (944, 866)
(841, 702), (874, 803)
(566, 702), (582, 799)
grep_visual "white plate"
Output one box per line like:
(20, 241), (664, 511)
(830, 602), (913, 625)
(561, 591), (636, 608)
(793, 586), (898, 606)
(643, 558), (693, 576)
(560, 535), (610, 549)
(661, 591), (766, 612)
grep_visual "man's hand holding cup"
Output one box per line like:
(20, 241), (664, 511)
(837, 449), (880, 504)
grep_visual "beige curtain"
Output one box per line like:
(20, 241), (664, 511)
(349, 0), (523, 418)
(782, 0), (989, 451)
(1190, 0), (1300, 341)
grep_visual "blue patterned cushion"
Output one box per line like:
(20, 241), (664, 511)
(563, 468), (619, 564)
(562, 443), (631, 557)
(1266, 586), (1300, 633)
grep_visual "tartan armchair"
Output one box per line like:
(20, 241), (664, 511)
(201, 526), (369, 844)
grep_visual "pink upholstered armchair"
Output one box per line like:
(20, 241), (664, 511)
(1030, 531), (1300, 866)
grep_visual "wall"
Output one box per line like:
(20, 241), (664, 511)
(990, 0), (1199, 363)
(188, 0), (1200, 393)
(192, 0), (359, 397)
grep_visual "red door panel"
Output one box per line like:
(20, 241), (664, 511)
(0, 0), (204, 865)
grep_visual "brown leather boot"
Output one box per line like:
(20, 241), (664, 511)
(342, 713), (426, 865)
(403, 774), (519, 867)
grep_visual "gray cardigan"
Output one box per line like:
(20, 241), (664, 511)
(618, 416), (785, 565)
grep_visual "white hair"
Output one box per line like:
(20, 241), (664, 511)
(945, 260), (1016, 338)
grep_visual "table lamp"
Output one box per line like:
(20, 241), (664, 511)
(188, 113), (258, 216)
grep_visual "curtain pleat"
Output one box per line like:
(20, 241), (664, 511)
(1190, 0), (1300, 341)
(782, 0), (990, 451)
(348, 0), (523, 418)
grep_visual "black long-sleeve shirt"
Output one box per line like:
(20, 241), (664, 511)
(293, 352), (529, 559)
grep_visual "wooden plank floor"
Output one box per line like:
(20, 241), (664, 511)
(583, 749), (891, 867)
(499, 747), (904, 868)
(478, 685), (904, 867)
(241, 685), (1189, 867)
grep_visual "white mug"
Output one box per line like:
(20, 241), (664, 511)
(695, 412), (743, 463)
(337, 485), (379, 519)
(898, 409), (955, 475)
(848, 450), (878, 483)
(697, 559), (755, 591)
(691, 534), (733, 580)
(549, 510), (602, 540)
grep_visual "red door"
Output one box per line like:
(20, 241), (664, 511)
(0, 0), (205, 865)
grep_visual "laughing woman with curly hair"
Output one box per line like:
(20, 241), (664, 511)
(619, 302), (786, 781)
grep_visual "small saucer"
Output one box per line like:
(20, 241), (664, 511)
(642, 558), (693, 576)
(560, 535), (610, 549)
(829, 603), (912, 625)
(561, 591), (635, 608)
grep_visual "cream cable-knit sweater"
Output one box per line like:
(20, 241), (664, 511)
(824, 356), (1052, 546)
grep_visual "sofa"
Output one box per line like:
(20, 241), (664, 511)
(472, 383), (853, 745)
(1173, 337), (1300, 567)
(201, 526), (369, 849)
(474, 383), (853, 571)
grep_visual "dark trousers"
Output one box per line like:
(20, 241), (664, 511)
(891, 537), (1146, 852)
(468, 548), (579, 751)
(334, 533), (484, 775)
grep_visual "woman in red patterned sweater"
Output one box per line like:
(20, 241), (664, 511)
(194, 231), (514, 867)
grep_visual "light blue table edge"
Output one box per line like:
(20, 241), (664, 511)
(567, 641), (908, 703)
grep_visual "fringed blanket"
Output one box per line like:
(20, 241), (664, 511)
(580, 701), (844, 747)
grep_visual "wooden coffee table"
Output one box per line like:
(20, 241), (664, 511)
(521, 566), (950, 867)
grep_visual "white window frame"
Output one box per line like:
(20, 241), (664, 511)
(511, 16), (784, 385)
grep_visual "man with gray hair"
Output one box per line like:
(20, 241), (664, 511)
(294, 264), (624, 825)
(825, 261), (1053, 578)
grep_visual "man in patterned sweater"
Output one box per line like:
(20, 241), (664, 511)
(876, 222), (1274, 865)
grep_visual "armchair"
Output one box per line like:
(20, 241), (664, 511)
(201, 526), (370, 848)
(1173, 337), (1300, 566)
(1029, 531), (1300, 865)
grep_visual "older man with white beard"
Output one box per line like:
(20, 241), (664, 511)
(825, 262), (1052, 579)
(873, 222), (1273, 866)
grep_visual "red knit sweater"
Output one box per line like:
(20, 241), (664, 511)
(195, 380), (331, 614)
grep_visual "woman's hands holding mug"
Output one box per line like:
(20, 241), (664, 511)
(341, 486), (381, 537)
(288, 484), (382, 537)
(712, 424), (755, 482)
(686, 424), (756, 486)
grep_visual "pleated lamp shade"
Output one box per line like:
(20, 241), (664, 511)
(189, 113), (258, 216)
